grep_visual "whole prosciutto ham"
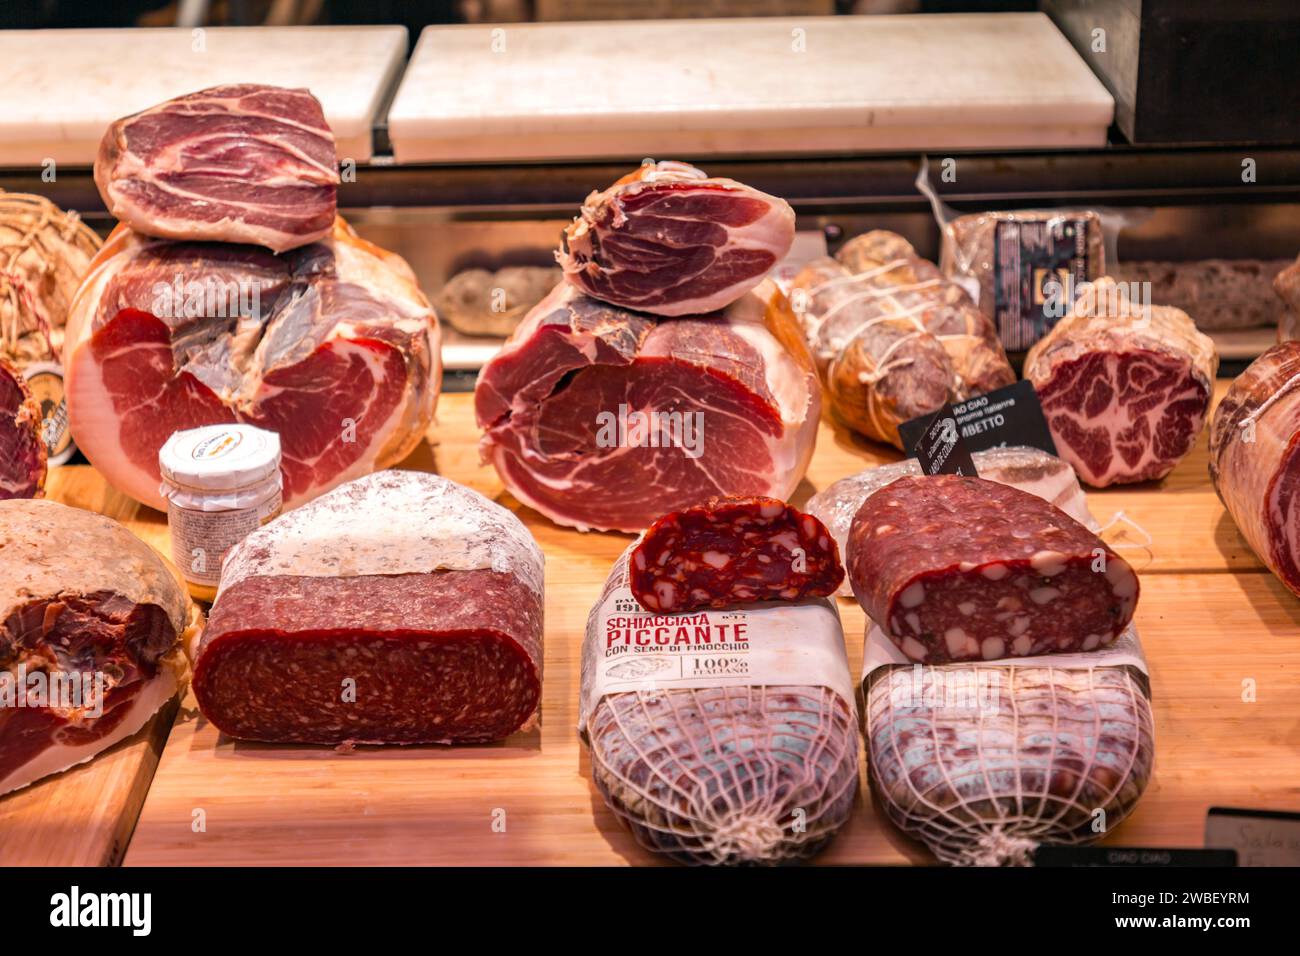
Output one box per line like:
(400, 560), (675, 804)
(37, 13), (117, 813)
(1210, 341), (1300, 596)
(65, 219), (440, 511)
(557, 162), (795, 316)
(475, 279), (820, 533)
(95, 84), (339, 253)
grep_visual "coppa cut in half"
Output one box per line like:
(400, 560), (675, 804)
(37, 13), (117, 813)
(847, 475), (1139, 664)
(1025, 278), (1218, 487)
(557, 161), (795, 316)
(0, 499), (197, 797)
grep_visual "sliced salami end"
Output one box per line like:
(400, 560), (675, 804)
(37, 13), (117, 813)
(0, 358), (47, 500)
(847, 475), (1138, 664)
(629, 495), (845, 613)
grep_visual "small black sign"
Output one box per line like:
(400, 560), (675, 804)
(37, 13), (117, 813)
(899, 380), (1058, 461)
(1033, 846), (1238, 868)
(907, 407), (977, 476)
(1206, 806), (1300, 866)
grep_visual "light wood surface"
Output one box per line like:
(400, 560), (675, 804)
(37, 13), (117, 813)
(108, 386), (1298, 866)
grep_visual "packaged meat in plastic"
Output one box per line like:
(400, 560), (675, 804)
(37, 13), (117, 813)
(580, 541), (857, 865)
(806, 445), (1094, 597)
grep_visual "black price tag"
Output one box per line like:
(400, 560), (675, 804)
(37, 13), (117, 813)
(899, 380), (1058, 461)
(907, 408), (977, 476)
(1033, 846), (1238, 868)
(1206, 806), (1300, 866)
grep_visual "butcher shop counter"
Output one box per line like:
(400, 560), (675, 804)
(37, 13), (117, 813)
(5, 385), (1299, 866)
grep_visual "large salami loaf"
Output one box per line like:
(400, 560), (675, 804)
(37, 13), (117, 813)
(866, 654), (1154, 865)
(790, 232), (1012, 449)
(1, 499), (197, 796)
(581, 545), (857, 865)
(1025, 278), (1218, 487)
(847, 475), (1138, 663)
(1209, 341), (1300, 596)
(629, 496), (844, 613)
(193, 471), (544, 744)
(807, 446), (1094, 597)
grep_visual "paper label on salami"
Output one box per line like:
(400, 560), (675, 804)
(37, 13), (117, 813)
(861, 619), (1148, 679)
(905, 409), (978, 476)
(992, 216), (1092, 350)
(22, 362), (76, 466)
(584, 587), (855, 725)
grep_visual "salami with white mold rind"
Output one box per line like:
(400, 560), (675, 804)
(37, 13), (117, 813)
(847, 475), (1138, 663)
(192, 470), (544, 745)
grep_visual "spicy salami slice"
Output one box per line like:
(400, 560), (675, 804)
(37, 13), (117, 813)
(847, 475), (1138, 663)
(629, 496), (844, 613)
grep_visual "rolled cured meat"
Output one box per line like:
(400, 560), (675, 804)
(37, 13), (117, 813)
(192, 471), (543, 745)
(0, 499), (197, 796)
(581, 545), (857, 865)
(475, 279), (820, 533)
(557, 161), (795, 316)
(629, 496), (844, 613)
(806, 446), (1094, 597)
(1210, 341), (1300, 596)
(847, 475), (1138, 663)
(790, 231), (1013, 448)
(1025, 278), (1218, 487)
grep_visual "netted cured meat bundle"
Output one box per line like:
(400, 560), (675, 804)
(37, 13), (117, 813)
(1, 499), (198, 796)
(806, 446), (1093, 597)
(581, 546), (858, 865)
(789, 230), (1013, 448)
(629, 496), (844, 613)
(557, 161), (795, 316)
(866, 658), (1154, 866)
(476, 279), (819, 533)
(1210, 341), (1300, 596)
(193, 471), (543, 745)
(0, 358), (45, 499)
(1025, 278), (1218, 487)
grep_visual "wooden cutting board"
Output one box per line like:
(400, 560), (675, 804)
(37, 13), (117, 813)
(387, 13), (1114, 163)
(114, 387), (1297, 866)
(0, 27), (407, 165)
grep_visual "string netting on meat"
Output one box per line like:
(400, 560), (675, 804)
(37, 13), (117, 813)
(866, 663), (1154, 866)
(589, 684), (858, 866)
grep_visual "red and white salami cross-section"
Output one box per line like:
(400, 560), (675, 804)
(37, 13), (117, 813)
(629, 496), (844, 613)
(847, 475), (1138, 663)
(192, 471), (544, 745)
(580, 546), (857, 865)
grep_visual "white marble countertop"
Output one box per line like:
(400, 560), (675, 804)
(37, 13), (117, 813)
(388, 13), (1114, 163)
(0, 26), (408, 165)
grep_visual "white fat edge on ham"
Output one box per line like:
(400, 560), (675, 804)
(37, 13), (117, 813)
(807, 446), (1094, 596)
(218, 470), (544, 599)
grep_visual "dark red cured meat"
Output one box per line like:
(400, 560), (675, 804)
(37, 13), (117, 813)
(629, 496), (844, 613)
(0, 358), (45, 499)
(847, 475), (1139, 663)
(190, 471), (545, 746)
(557, 161), (795, 316)
(95, 84), (339, 253)
(193, 570), (543, 745)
